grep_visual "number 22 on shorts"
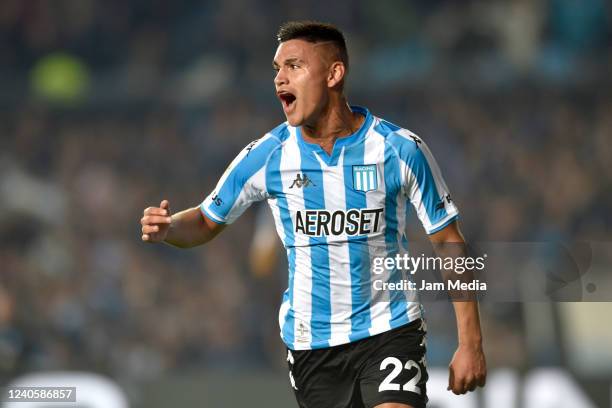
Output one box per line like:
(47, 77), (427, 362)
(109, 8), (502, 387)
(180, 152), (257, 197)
(378, 357), (422, 394)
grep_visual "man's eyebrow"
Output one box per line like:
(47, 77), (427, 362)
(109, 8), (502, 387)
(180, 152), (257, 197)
(272, 57), (303, 68)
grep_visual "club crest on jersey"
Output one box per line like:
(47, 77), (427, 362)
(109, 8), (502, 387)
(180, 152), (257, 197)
(352, 164), (378, 192)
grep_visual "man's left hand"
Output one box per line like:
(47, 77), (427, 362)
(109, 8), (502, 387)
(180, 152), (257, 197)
(447, 343), (487, 395)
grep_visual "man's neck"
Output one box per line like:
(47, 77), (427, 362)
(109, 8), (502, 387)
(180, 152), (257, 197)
(301, 98), (365, 155)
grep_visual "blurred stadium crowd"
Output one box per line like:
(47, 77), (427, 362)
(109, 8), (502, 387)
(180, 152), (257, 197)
(1, 0), (611, 387)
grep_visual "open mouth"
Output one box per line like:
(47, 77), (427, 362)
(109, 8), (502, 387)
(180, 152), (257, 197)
(277, 91), (297, 111)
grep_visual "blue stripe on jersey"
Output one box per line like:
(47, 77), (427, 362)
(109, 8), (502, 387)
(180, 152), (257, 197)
(375, 120), (416, 325)
(402, 205), (410, 250)
(298, 145), (332, 348)
(382, 140), (410, 326)
(386, 131), (450, 226)
(266, 126), (296, 349)
(208, 135), (280, 222)
(342, 143), (372, 341)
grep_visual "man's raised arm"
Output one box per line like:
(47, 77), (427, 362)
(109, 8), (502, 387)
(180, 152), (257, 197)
(141, 200), (226, 248)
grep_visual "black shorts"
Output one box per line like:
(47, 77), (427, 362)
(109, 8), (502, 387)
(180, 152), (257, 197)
(286, 319), (428, 408)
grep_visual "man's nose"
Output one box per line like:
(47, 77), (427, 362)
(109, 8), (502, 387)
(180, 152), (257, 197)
(274, 68), (287, 87)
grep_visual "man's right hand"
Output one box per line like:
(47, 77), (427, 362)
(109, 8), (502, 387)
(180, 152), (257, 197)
(141, 200), (172, 243)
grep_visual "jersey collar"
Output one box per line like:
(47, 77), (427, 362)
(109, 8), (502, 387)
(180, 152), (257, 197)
(295, 106), (373, 166)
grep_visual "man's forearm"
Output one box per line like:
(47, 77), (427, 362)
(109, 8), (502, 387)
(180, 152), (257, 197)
(164, 207), (224, 248)
(428, 223), (483, 347)
(452, 300), (483, 346)
(429, 221), (486, 393)
(438, 245), (483, 347)
(441, 258), (484, 346)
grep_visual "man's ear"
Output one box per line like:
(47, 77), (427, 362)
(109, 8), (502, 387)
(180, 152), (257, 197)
(327, 61), (346, 88)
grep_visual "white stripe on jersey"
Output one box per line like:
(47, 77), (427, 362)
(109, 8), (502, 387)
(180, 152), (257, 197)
(364, 130), (393, 336)
(282, 129), (313, 346)
(268, 196), (289, 334)
(224, 166), (267, 224)
(267, 198), (285, 247)
(402, 158), (433, 231)
(393, 171), (421, 319)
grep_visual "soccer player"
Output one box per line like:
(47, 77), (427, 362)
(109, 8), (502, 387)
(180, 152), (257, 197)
(140, 21), (486, 408)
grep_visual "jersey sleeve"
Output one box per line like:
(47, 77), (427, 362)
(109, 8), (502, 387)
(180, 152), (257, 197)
(200, 136), (277, 224)
(399, 131), (459, 234)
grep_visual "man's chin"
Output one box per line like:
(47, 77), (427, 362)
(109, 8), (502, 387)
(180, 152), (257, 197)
(285, 114), (303, 127)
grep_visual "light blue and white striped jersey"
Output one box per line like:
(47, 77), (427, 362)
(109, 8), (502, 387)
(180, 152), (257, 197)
(201, 106), (459, 350)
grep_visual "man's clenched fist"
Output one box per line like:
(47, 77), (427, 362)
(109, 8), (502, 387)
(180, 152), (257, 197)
(141, 200), (172, 243)
(447, 342), (487, 395)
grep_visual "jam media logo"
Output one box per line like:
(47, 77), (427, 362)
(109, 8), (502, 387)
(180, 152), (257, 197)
(352, 164), (378, 192)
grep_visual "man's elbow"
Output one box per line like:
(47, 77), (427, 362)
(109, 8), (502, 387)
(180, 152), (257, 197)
(429, 220), (464, 244)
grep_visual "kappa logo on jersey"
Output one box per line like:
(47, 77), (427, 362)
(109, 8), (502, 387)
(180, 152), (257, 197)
(352, 165), (378, 192)
(245, 139), (259, 156)
(289, 173), (316, 189)
(295, 208), (384, 236)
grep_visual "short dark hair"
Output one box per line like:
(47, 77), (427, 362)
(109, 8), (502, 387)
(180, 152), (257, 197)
(277, 21), (349, 72)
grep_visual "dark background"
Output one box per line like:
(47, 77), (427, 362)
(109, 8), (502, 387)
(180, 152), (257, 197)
(1, 0), (611, 406)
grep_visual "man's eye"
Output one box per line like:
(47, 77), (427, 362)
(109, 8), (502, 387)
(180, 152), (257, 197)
(290, 64), (299, 69)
